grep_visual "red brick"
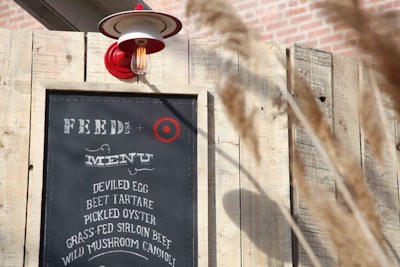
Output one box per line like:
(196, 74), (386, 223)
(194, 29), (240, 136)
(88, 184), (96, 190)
(300, 20), (323, 31)
(266, 20), (289, 30)
(376, 2), (395, 9)
(291, 13), (313, 24)
(320, 33), (344, 45)
(344, 30), (358, 40)
(261, 13), (283, 23)
(284, 33), (306, 44)
(261, 32), (274, 40)
(333, 22), (350, 32)
(307, 27), (331, 39)
(0, 4), (9, 12)
(304, 40), (318, 48)
(285, 6), (307, 17)
(276, 27), (298, 37)
(333, 42), (352, 51)
(9, 15), (25, 24)
(1, 0), (398, 58)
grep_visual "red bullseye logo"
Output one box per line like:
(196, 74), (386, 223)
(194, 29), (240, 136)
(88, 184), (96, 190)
(153, 117), (181, 143)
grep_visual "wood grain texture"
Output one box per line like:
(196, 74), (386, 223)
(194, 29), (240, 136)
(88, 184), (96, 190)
(32, 30), (85, 82)
(25, 30), (85, 267)
(332, 55), (361, 162)
(358, 64), (400, 264)
(332, 55), (364, 264)
(189, 36), (241, 267)
(85, 32), (131, 84)
(239, 43), (292, 267)
(290, 44), (337, 266)
(1, 27), (398, 267)
(0, 28), (32, 267)
(138, 34), (189, 85)
(197, 90), (209, 267)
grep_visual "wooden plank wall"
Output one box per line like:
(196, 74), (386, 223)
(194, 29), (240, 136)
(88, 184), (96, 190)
(0, 27), (399, 266)
(290, 44), (400, 266)
(0, 28), (32, 267)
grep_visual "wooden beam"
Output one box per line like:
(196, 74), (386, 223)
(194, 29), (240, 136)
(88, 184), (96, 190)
(0, 28), (32, 267)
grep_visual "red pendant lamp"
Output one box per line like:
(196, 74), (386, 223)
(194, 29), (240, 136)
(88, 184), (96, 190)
(98, 3), (182, 79)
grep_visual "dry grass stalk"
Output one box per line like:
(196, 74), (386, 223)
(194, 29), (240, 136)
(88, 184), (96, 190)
(186, 0), (395, 265)
(218, 68), (260, 161)
(292, 149), (384, 266)
(317, 0), (400, 116)
(185, 0), (258, 60)
(185, 0), (261, 161)
(288, 71), (388, 264)
(358, 68), (385, 161)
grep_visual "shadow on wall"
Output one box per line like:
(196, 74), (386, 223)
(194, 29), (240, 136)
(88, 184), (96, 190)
(223, 189), (334, 265)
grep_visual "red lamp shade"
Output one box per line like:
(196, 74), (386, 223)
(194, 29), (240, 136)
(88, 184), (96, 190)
(98, 6), (182, 79)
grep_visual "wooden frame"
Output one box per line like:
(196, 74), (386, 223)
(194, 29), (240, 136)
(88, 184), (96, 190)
(25, 81), (208, 267)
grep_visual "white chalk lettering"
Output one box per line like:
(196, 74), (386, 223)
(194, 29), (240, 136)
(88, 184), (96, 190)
(83, 208), (120, 225)
(65, 228), (95, 249)
(61, 246), (85, 266)
(93, 180), (130, 194)
(63, 118), (130, 135)
(132, 181), (149, 193)
(151, 229), (172, 249)
(64, 119), (75, 134)
(112, 194), (154, 210)
(142, 241), (176, 267)
(85, 153), (154, 167)
(121, 208), (156, 226)
(79, 119), (90, 134)
(94, 119), (106, 135)
(116, 222), (150, 238)
(86, 237), (139, 254)
(96, 223), (113, 235)
(86, 195), (109, 210)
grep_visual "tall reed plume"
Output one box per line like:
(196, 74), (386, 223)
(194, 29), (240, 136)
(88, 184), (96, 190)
(318, 0), (400, 160)
(186, 0), (261, 161)
(186, 0), (399, 266)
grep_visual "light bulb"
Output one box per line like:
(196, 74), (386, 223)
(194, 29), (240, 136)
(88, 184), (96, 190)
(130, 45), (150, 75)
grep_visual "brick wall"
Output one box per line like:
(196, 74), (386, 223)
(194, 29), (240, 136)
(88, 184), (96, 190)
(146, 0), (400, 57)
(1, 0), (399, 56)
(0, 0), (44, 30)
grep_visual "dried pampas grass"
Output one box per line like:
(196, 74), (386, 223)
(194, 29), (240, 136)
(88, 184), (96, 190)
(293, 149), (383, 267)
(317, 0), (400, 121)
(186, 0), (258, 59)
(185, 0), (398, 266)
(186, 0), (261, 161)
(284, 70), (390, 266)
(218, 70), (260, 161)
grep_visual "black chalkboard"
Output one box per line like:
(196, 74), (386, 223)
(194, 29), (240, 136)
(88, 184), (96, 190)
(40, 91), (197, 267)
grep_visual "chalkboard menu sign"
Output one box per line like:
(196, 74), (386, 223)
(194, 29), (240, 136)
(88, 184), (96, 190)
(41, 91), (197, 267)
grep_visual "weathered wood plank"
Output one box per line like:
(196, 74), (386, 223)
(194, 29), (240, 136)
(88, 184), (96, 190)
(290, 44), (337, 266)
(86, 32), (132, 83)
(32, 30), (85, 82)
(331, 55), (363, 264)
(189, 36), (241, 267)
(0, 28), (32, 267)
(332, 55), (361, 162)
(197, 90), (209, 267)
(25, 30), (85, 267)
(239, 43), (291, 266)
(359, 64), (400, 264)
(138, 34), (189, 85)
